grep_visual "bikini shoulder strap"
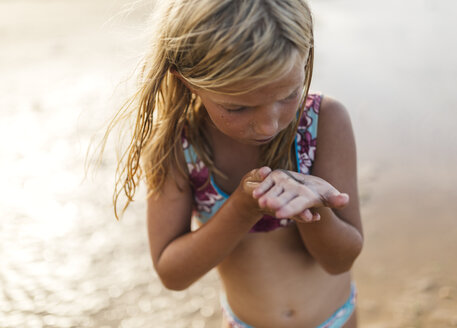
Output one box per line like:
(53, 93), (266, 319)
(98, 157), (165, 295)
(296, 92), (322, 174)
(181, 126), (210, 189)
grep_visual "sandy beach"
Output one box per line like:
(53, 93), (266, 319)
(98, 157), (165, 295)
(1, 0), (456, 327)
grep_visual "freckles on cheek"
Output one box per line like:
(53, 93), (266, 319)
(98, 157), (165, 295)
(218, 113), (229, 128)
(219, 114), (245, 137)
(214, 113), (231, 132)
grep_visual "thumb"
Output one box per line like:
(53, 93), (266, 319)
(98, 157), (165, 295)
(243, 166), (271, 194)
(246, 166), (272, 183)
(323, 191), (350, 209)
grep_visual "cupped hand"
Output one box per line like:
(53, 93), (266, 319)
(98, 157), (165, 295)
(251, 169), (349, 222)
(240, 166), (272, 194)
(233, 166), (273, 215)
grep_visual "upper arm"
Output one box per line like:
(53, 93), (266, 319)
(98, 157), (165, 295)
(311, 96), (363, 236)
(146, 151), (194, 270)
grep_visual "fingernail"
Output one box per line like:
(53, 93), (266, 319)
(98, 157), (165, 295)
(340, 193), (349, 200)
(305, 210), (313, 221)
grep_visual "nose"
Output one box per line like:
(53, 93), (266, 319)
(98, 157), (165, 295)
(253, 104), (280, 137)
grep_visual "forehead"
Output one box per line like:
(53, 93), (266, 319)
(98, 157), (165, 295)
(204, 54), (307, 105)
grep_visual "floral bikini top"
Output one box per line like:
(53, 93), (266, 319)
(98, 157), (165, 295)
(182, 93), (322, 233)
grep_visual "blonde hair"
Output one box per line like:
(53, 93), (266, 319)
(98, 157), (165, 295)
(108, 0), (314, 218)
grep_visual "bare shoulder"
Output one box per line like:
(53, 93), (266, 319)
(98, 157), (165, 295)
(318, 96), (353, 141)
(313, 95), (362, 230)
(314, 96), (355, 171)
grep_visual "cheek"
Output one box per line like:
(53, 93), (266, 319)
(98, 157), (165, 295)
(206, 108), (246, 135)
(218, 114), (248, 136)
(280, 103), (300, 127)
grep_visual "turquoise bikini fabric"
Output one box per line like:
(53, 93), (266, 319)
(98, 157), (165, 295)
(182, 93), (322, 232)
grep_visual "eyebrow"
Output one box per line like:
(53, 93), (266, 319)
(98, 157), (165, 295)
(219, 87), (301, 107)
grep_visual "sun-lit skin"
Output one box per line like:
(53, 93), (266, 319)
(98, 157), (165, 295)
(192, 53), (306, 146)
(109, 0), (363, 325)
(180, 53), (347, 222)
(150, 52), (362, 327)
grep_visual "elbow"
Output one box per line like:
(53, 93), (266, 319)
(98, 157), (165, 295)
(159, 277), (191, 291)
(155, 264), (194, 291)
(322, 259), (356, 275)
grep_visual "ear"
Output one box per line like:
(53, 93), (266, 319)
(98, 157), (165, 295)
(169, 67), (197, 93)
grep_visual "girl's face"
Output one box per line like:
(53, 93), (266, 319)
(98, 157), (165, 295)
(194, 54), (307, 146)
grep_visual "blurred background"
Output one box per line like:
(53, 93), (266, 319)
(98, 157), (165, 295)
(1, 0), (456, 327)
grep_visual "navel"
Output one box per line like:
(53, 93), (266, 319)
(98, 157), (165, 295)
(282, 308), (296, 318)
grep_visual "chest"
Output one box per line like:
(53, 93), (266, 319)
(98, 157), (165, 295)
(211, 139), (261, 195)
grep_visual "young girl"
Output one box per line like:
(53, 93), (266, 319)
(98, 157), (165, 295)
(109, 0), (363, 327)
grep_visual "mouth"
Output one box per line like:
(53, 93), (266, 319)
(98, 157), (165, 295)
(254, 136), (275, 143)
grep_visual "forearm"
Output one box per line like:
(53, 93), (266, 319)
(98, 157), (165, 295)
(155, 196), (261, 290)
(296, 207), (363, 275)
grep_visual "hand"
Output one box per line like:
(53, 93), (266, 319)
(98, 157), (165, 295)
(241, 166), (272, 194)
(251, 169), (349, 222)
(233, 166), (272, 215)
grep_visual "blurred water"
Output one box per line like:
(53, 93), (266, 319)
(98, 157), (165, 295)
(0, 1), (222, 327)
(1, 0), (456, 327)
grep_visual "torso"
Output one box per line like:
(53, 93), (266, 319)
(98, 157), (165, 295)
(185, 93), (353, 327)
(217, 224), (352, 327)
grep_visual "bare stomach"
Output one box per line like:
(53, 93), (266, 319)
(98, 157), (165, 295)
(216, 223), (353, 328)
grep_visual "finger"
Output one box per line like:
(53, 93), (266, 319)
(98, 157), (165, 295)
(253, 168), (296, 198)
(244, 167), (272, 194)
(313, 180), (345, 207)
(296, 208), (313, 221)
(260, 191), (296, 211)
(252, 174), (276, 198)
(257, 166), (272, 180)
(274, 194), (316, 218)
(310, 208), (321, 221)
(295, 207), (321, 222)
(323, 192), (350, 208)
(247, 166), (272, 182)
(258, 185), (284, 208)
(244, 181), (261, 194)
(245, 166), (271, 182)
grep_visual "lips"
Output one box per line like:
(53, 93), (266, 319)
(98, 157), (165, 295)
(254, 136), (275, 143)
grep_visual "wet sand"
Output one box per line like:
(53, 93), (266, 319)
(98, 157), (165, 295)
(1, 0), (456, 327)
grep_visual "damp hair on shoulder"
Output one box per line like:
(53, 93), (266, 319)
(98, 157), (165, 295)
(102, 0), (315, 219)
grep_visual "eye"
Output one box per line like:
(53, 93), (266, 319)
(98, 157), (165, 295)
(281, 90), (299, 102)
